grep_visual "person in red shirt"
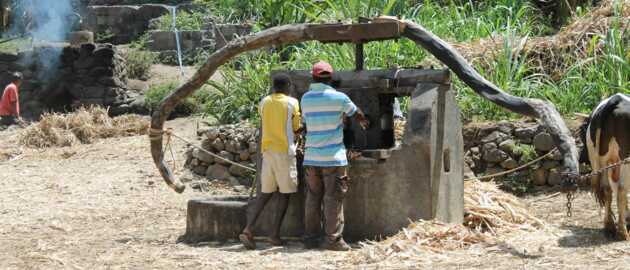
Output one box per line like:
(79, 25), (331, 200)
(0, 72), (23, 127)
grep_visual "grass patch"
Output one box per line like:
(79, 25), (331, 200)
(125, 49), (156, 80)
(145, 81), (212, 116)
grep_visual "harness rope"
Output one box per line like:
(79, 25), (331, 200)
(149, 128), (257, 172)
(463, 148), (558, 182)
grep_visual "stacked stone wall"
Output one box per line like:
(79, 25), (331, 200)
(0, 43), (141, 119)
(463, 120), (577, 186)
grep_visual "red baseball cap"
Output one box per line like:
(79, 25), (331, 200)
(312, 61), (333, 78)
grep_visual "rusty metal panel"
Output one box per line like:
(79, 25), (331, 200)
(306, 22), (400, 43)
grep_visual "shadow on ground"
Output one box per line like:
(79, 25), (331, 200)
(558, 225), (613, 248)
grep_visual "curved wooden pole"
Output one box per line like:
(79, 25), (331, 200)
(150, 19), (579, 193)
(401, 20), (578, 177)
(150, 24), (315, 193)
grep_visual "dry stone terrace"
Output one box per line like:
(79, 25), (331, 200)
(464, 120), (578, 186)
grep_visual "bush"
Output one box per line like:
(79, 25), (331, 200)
(126, 49), (156, 80)
(145, 81), (211, 117)
(155, 10), (205, 31)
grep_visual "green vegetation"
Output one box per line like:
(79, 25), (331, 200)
(134, 0), (627, 124)
(0, 37), (31, 53)
(155, 10), (206, 31)
(145, 81), (212, 116)
(125, 49), (156, 80)
(95, 28), (115, 43)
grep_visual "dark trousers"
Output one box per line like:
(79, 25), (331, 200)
(304, 166), (349, 244)
(0, 115), (16, 126)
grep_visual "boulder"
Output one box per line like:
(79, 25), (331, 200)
(216, 151), (234, 165)
(239, 150), (250, 161)
(225, 140), (239, 154)
(201, 139), (213, 151)
(229, 163), (252, 177)
(192, 148), (214, 164)
(248, 141), (257, 154)
(481, 142), (497, 152)
(206, 128), (220, 141)
(498, 139), (517, 155)
(547, 169), (562, 186)
(206, 164), (231, 180)
(500, 158), (518, 170)
(542, 160), (560, 170)
(481, 131), (510, 144)
(532, 168), (547, 186)
(533, 132), (555, 152)
(496, 120), (514, 134)
(212, 138), (225, 151)
(514, 126), (537, 143)
(192, 165), (208, 176)
(483, 148), (509, 163)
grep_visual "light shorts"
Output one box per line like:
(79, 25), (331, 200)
(261, 151), (298, 194)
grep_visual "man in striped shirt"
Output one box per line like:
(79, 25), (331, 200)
(301, 61), (368, 251)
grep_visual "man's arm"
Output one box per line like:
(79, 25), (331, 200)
(341, 95), (369, 130)
(352, 108), (369, 130)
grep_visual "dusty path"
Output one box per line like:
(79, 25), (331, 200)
(1, 118), (630, 269)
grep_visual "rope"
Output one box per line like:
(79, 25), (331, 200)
(149, 128), (256, 172)
(464, 148), (558, 181)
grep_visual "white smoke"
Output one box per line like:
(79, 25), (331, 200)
(11, 0), (75, 41)
(12, 0), (76, 80)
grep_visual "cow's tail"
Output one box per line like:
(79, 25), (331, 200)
(592, 174), (606, 207)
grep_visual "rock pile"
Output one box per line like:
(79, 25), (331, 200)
(185, 124), (259, 188)
(464, 120), (568, 186)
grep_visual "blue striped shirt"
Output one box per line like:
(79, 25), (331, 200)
(301, 83), (357, 167)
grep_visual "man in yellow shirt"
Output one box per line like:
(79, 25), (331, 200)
(239, 75), (301, 249)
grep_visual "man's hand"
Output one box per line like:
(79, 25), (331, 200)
(355, 112), (370, 130)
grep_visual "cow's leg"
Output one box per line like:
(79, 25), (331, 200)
(603, 186), (615, 236)
(617, 164), (630, 240)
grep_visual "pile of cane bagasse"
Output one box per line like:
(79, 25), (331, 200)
(20, 106), (149, 148)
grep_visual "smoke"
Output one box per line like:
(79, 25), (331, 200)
(11, 0), (76, 80)
(12, 0), (74, 41)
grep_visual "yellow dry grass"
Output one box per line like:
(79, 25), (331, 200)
(19, 106), (149, 148)
(357, 180), (543, 260)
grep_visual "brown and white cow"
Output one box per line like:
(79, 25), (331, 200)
(579, 93), (630, 240)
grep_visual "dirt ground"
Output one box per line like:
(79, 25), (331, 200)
(1, 117), (630, 270)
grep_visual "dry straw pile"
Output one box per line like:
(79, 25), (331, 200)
(357, 180), (543, 261)
(454, 0), (628, 80)
(20, 107), (149, 148)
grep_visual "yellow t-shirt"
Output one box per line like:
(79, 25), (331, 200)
(259, 93), (301, 154)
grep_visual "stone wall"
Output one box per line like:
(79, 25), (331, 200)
(185, 124), (258, 188)
(146, 30), (213, 65)
(0, 43), (142, 119)
(85, 4), (170, 44)
(463, 120), (571, 186)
